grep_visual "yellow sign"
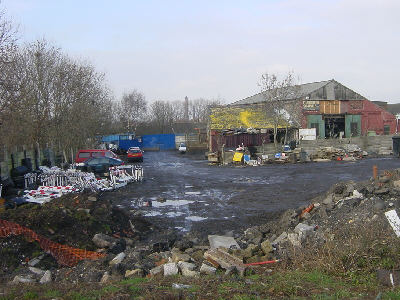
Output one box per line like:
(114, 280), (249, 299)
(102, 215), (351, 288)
(233, 152), (244, 162)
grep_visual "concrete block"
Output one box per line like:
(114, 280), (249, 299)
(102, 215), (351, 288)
(208, 235), (240, 250)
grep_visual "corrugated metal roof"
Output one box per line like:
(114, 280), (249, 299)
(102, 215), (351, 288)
(232, 80), (332, 105)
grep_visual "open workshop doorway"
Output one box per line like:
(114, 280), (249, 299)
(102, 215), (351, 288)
(324, 115), (345, 138)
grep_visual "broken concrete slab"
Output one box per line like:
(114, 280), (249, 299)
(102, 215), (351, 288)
(125, 269), (144, 278)
(109, 252), (126, 265)
(242, 244), (259, 258)
(28, 267), (45, 276)
(287, 233), (301, 247)
(243, 228), (263, 245)
(200, 263), (217, 275)
(208, 235), (240, 250)
(39, 270), (52, 284)
(163, 263), (179, 276)
(260, 240), (273, 255)
(171, 252), (191, 263)
(204, 248), (246, 276)
(150, 265), (163, 276)
(93, 233), (116, 248)
(181, 269), (199, 277)
(178, 261), (196, 272)
(385, 209), (400, 237)
(272, 232), (288, 245)
(12, 275), (35, 284)
(100, 272), (111, 283)
(28, 255), (44, 267)
(294, 223), (315, 237)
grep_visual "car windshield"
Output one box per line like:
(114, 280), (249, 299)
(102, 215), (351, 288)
(87, 158), (106, 165)
(104, 152), (112, 157)
(129, 150), (141, 153)
(92, 152), (104, 157)
(78, 152), (90, 158)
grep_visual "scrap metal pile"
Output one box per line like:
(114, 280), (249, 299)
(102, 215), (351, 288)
(22, 165), (143, 204)
(312, 144), (366, 161)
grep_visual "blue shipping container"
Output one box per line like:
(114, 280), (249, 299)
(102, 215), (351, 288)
(119, 138), (143, 150)
(142, 134), (175, 150)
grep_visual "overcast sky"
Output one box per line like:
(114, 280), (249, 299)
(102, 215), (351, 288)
(2, 0), (399, 103)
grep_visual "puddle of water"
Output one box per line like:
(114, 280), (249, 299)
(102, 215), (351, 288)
(166, 211), (185, 217)
(152, 199), (193, 207)
(185, 191), (201, 195)
(186, 216), (207, 221)
(143, 211), (162, 217)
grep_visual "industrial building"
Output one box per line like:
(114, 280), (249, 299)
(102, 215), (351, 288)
(209, 79), (397, 152)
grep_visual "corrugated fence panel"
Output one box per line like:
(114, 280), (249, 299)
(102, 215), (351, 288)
(142, 134), (176, 150)
(119, 139), (143, 150)
(101, 135), (120, 143)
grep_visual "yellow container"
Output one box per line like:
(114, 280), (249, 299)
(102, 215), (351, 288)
(233, 152), (244, 162)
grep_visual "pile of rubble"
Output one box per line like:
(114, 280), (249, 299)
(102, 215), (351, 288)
(2, 168), (400, 286)
(311, 144), (366, 162)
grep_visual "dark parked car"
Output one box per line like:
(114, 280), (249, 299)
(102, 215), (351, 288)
(81, 157), (124, 174)
(127, 148), (143, 162)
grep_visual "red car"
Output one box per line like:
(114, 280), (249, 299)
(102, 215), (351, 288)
(127, 148), (143, 162)
(75, 149), (119, 163)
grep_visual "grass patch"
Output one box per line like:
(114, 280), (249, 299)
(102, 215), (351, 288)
(246, 274), (260, 281)
(118, 277), (147, 285)
(23, 292), (38, 300)
(218, 281), (246, 295)
(128, 285), (142, 295)
(64, 291), (94, 300)
(232, 295), (261, 300)
(101, 285), (121, 293)
(382, 288), (400, 300)
(44, 290), (62, 298)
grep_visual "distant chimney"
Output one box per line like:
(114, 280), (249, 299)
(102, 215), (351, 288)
(184, 96), (189, 120)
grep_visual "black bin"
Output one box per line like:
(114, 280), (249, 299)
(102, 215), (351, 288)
(392, 136), (400, 157)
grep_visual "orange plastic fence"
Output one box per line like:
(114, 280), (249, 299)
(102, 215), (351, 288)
(0, 219), (105, 267)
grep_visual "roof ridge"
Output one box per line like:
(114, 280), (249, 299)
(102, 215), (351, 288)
(232, 79), (332, 105)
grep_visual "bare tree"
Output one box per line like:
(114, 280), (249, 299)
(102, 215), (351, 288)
(258, 71), (300, 150)
(149, 100), (175, 133)
(192, 98), (222, 122)
(0, 37), (114, 157)
(0, 7), (18, 133)
(120, 90), (147, 132)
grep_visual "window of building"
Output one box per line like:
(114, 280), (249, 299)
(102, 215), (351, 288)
(350, 122), (359, 136)
(310, 123), (319, 137)
(384, 125), (390, 135)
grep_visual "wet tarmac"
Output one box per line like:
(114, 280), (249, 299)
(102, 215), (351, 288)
(104, 151), (400, 235)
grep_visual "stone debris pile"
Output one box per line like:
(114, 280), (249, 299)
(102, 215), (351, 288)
(3, 167), (400, 287)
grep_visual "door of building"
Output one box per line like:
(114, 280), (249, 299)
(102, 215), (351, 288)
(345, 115), (361, 137)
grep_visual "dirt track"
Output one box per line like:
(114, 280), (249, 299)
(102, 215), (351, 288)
(102, 151), (400, 236)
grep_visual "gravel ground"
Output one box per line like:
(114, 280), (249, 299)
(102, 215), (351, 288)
(102, 151), (400, 236)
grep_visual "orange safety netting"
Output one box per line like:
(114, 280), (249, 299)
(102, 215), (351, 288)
(0, 218), (105, 267)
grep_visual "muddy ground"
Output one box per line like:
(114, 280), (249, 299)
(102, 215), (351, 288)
(103, 151), (400, 237)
